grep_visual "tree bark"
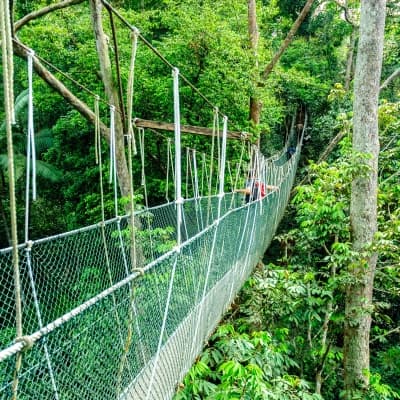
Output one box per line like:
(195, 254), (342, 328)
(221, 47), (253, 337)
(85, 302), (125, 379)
(248, 0), (261, 134)
(344, 28), (357, 91)
(344, 1), (386, 398)
(261, 0), (316, 81)
(89, 0), (131, 198)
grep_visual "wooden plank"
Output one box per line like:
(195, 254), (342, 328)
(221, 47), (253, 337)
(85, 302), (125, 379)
(134, 118), (248, 140)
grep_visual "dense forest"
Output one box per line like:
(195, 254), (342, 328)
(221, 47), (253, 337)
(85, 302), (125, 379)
(1, 0), (399, 399)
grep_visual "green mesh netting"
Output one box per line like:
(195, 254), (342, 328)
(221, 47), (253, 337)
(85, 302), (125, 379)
(0, 148), (299, 400)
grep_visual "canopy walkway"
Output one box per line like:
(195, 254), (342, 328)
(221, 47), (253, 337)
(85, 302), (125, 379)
(0, 1), (303, 398)
(0, 147), (300, 400)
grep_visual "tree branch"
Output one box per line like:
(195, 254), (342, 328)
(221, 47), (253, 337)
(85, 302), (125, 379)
(333, 0), (357, 27)
(261, 0), (316, 81)
(380, 67), (400, 91)
(12, 38), (109, 138)
(14, 0), (86, 33)
(371, 326), (400, 343)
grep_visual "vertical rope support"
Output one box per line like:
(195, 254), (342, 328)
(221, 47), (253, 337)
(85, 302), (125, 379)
(4, 0), (14, 123)
(165, 138), (172, 202)
(25, 245), (60, 400)
(145, 253), (178, 400)
(24, 49), (38, 240)
(217, 116), (228, 218)
(193, 150), (200, 200)
(127, 28), (139, 156)
(1, 1), (22, 397)
(27, 50), (37, 200)
(185, 147), (190, 200)
(96, 104), (134, 394)
(173, 67), (182, 248)
(138, 127), (155, 260)
(21, 49), (60, 400)
(206, 108), (218, 225)
(109, 105), (115, 185)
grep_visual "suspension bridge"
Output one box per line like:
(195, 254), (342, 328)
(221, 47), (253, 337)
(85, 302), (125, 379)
(0, 1), (303, 399)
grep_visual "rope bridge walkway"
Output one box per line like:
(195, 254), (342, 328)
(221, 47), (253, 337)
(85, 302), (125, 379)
(0, 148), (300, 400)
(0, 1), (302, 398)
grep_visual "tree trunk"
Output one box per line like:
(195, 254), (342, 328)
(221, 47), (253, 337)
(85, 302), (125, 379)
(261, 0), (316, 81)
(248, 0), (261, 146)
(344, 1), (386, 398)
(89, 0), (131, 198)
(344, 28), (357, 91)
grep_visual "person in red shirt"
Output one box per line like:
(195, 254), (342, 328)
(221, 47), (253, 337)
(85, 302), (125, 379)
(236, 172), (278, 203)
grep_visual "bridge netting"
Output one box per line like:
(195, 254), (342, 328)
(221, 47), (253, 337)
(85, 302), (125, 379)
(0, 147), (299, 400)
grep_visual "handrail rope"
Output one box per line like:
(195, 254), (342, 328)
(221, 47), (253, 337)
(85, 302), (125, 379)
(1, 0), (22, 397)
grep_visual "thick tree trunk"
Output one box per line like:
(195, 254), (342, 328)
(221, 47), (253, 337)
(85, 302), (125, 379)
(261, 0), (315, 81)
(344, 1), (386, 398)
(248, 0), (262, 145)
(89, 0), (131, 199)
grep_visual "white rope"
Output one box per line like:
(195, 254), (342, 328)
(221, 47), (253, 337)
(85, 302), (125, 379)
(138, 127), (155, 259)
(109, 105), (116, 185)
(206, 108), (218, 225)
(25, 245), (60, 400)
(145, 253), (178, 400)
(216, 111), (221, 194)
(4, 0), (14, 123)
(127, 28), (139, 156)
(165, 138), (172, 202)
(1, 2), (21, 397)
(173, 67), (183, 248)
(28, 50), (37, 201)
(218, 116), (228, 212)
(185, 147), (190, 199)
(200, 152), (206, 197)
(192, 150), (200, 199)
